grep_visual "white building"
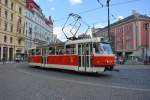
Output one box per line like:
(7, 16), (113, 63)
(25, 0), (53, 52)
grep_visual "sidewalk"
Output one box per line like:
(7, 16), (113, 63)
(0, 61), (15, 64)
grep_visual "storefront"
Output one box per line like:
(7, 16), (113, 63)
(15, 48), (26, 62)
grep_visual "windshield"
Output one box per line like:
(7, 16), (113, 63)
(95, 43), (113, 55)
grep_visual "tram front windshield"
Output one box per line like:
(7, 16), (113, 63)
(95, 43), (113, 55)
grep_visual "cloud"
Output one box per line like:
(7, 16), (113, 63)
(69, 0), (82, 5)
(95, 23), (105, 28)
(53, 26), (67, 41)
(33, 0), (39, 3)
(54, 25), (86, 41)
(111, 15), (124, 23)
(50, 7), (55, 11)
(84, 29), (92, 37)
(117, 16), (124, 20)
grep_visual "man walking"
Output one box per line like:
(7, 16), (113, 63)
(2, 57), (6, 64)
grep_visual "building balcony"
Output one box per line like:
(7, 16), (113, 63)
(33, 38), (48, 46)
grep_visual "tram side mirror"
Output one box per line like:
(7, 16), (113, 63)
(93, 44), (96, 54)
(101, 38), (104, 42)
(93, 48), (95, 54)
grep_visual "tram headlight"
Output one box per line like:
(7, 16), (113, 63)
(106, 60), (109, 64)
(106, 60), (113, 64)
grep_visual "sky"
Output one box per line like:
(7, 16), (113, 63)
(34, 0), (150, 41)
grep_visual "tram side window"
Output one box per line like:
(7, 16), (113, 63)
(78, 45), (81, 55)
(36, 49), (41, 55)
(31, 49), (35, 55)
(28, 50), (32, 55)
(58, 49), (64, 55)
(66, 44), (76, 54)
(93, 43), (103, 54)
(56, 46), (64, 55)
(49, 47), (55, 55)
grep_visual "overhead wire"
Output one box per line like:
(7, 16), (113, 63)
(33, 0), (140, 44)
(54, 0), (139, 24)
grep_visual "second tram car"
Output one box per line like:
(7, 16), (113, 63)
(28, 37), (116, 73)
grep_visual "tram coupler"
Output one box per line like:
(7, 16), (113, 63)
(104, 67), (119, 72)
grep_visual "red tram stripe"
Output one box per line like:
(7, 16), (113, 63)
(47, 55), (78, 66)
(30, 56), (42, 63)
(92, 56), (115, 66)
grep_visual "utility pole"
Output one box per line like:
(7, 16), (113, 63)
(107, 0), (111, 42)
(97, 0), (111, 41)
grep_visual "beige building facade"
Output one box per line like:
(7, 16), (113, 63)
(0, 0), (25, 61)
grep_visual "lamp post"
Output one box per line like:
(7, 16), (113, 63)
(107, 0), (111, 42)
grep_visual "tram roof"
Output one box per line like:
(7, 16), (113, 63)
(28, 37), (105, 49)
(33, 42), (65, 48)
(65, 37), (104, 45)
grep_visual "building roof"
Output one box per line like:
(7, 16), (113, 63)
(66, 37), (104, 45)
(26, 0), (41, 11)
(111, 14), (150, 27)
(26, 0), (53, 27)
(96, 14), (150, 32)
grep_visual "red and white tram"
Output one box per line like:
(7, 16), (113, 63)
(28, 37), (116, 73)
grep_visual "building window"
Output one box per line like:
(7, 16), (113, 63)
(5, 10), (8, 19)
(47, 37), (49, 41)
(19, 17), (21, 24)
(19, 7), (22, 14)
(11, 24), (13, 32)
(0, 8), (1, 17)
(10, 37), (13, 43)
(18, 39), (21, 45)
(0, 20), (1, 29)
(11, 13), (13, 21)
(19, 28), (21, 33)
(23, 22), (25, 34)
(29, 27), (32, 35)
(5, 0), (8, 6)
(4, 23), (7, 31)
(11, 2), (14, 10)
(4, 36), (7, 42)
(17, 18), (21, 33)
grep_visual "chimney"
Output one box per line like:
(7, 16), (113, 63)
(49, 16), (52, 21)
(49, 16), (53, 25)
(132, 10), (139, 18)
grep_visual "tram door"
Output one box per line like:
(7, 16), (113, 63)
(42, 48), (47, 67)
(78, 43), (92, 72)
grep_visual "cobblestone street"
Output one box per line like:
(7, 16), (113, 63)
(0, 63), (150, 100)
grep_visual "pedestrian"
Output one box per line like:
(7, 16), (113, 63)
(119, 57), (123, 64)
(2, 57), (5, 64)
